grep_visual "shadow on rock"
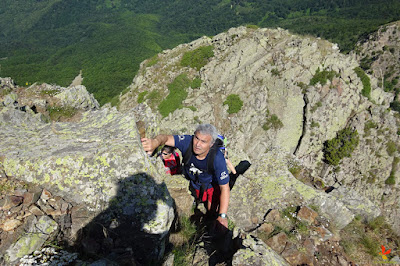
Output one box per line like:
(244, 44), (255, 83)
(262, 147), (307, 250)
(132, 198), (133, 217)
(72, 172), (174, 265)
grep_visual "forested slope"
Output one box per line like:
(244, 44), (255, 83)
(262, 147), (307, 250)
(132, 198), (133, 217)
(1, 0), (399, 104)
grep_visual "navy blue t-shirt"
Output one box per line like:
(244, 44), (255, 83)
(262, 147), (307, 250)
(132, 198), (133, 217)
(174, 135), (229, 190)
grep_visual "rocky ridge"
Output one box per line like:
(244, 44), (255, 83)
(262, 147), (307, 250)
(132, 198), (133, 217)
(1, 22), (400, 265)
(118, 24), (400, 263)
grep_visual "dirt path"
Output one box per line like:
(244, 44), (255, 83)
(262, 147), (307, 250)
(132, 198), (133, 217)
(70, 70), (83, 86)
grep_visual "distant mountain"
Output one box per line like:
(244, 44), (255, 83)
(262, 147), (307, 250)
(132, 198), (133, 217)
(1, 0), (399, 105)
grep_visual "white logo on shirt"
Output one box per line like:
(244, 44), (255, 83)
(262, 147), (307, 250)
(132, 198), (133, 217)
(220, 171), (228, 180)
(189, 163), (203, 175)
(178, 135), (185, 141)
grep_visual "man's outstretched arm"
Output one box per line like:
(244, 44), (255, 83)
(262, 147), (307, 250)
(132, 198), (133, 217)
(141, 134), (175, 155)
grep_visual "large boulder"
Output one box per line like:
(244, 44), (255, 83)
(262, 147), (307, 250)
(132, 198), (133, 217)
(0, 106), (174, 263)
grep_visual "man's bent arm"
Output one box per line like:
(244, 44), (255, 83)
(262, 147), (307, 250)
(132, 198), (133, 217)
(141, 134), (175, 154)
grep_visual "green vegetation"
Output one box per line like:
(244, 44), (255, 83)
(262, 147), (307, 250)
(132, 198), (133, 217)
(271, 68), (281, 77)
(0, 178), (17, 194)
(158, 73), (190, 117)
(288, 164), (302, 179)
(341, 215), (400, 263)
(246, 24), (259, 29)
(180, 46), (214, 71)
(323, 127), (359, 166)
(386, 157), (399, 185)
(137, 91), (148, 103)
(310, 101), (322, 113)
(364, 120), (377, 135)
(223, 94), (243, 114)
(191, 77), (202, 89)
(1, 0), (400, 105)
(171, 215), (198, 266)
(40, 89), (60, 96)
(354, 67), (371, 99)
(47, 105), (77, 121)
(311, 121), (320, 128)
(262, 110), (283, 131)
(386, 141), (397, 156)
(187, 106), (197, 111)
(0, 88), (12, 97)
(309, 68), (339, 86)
(146, 55), (159, 68)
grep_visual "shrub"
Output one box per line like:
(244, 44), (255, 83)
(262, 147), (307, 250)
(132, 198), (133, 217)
(390, 100), (400, 113)
(311, 121), (320, 128)
(360, 56), (375, 71)
(158, 74), (190, 117)
(271, 68), (280, 77)
(385, 173), (396, 185)
(223, 94), (243, 114)
(180, 45), (214, 71)
(309, 68), (339, 86)
(137, 91), (148, 103)
(323, 127), (359, 166)
(354, 67), (371, 99)
(310, 101), (322, 113)
(262, 111), (283, 131)
(364, 120), (377, 132)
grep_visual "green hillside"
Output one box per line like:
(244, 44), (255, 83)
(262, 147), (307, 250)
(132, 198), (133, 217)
(0, 0), (399, 105)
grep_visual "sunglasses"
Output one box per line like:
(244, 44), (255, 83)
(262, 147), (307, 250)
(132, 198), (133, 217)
(162, 152), (170, 155)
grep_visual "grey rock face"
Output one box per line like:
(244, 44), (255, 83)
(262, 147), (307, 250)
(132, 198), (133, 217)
(0, 106), (174, 263)
(232, 228), (290, 266)
(5, 215), (58, 262)
(118, 25), (400, 234)
(229, 147), (354, 230)
(55, 85), (99, 110)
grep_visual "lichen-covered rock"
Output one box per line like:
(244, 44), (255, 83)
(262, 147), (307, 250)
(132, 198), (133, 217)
(5, 215), (58, 262)
(117, 25), (400, 233)
(0, 106), (174, 263)
(329, 187), (381, 221)
(232, 229), (289, 266)
(55, 85), (99, 110)
(229, 147), (354, 230)
(0, 79), (99, 116)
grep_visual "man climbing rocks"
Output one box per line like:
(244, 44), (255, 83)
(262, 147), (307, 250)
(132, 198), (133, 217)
(141, 124), (230, 230)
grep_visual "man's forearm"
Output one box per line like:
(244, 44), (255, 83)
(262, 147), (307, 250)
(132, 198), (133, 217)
(141, 134), (175, 154)
(219, 183), (230, 215)
(154, 135), (169, 147)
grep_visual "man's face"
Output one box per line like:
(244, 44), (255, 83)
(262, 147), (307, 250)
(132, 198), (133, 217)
(193, 131), (213, 157)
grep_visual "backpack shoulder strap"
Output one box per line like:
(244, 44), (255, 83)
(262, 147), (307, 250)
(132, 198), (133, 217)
(182, 136), (193, 167)
(207, 138), (223, 175)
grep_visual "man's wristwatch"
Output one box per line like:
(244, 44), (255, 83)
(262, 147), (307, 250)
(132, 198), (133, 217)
(218, 213), (227, 219)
